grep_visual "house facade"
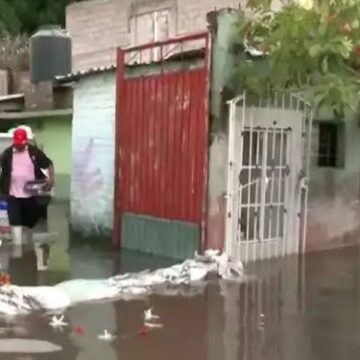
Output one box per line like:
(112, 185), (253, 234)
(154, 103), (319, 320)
(209, 9), (360, 258)
(307, 108), (360, 252)
(66, 0), (241, 244)
(66, 0), (360, 259)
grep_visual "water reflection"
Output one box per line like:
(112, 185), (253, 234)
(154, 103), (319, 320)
(0, 240), (64, 286)
(9, 247), (38, 285)
(67, 302), (118, 360)
(0, 248), (318, 360)
(0, 313), (78, 359)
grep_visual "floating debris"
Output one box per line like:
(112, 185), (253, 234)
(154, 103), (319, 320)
(144, 322), (163, 329)
(144, 307), (163, 330)
(138, 325), (149, 336)
(0, 273), (10, 286)
(49, 315), (68, 330)
(73, 324), (86, 336)
(144, 308), (160, 322)
(97, 329), (116, 341)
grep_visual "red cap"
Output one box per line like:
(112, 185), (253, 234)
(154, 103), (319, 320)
(13, 128), (28, 146)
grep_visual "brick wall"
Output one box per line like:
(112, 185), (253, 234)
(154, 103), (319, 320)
(71, 71), (116, 236)
(66, 0), (242, 71)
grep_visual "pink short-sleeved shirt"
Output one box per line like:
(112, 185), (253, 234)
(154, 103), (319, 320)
(9, 149), (35, 198)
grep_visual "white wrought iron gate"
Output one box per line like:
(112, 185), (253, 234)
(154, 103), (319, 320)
(225, 93), (312, 263)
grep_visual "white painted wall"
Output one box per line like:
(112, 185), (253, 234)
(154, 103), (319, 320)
(71, 71), (116, 236)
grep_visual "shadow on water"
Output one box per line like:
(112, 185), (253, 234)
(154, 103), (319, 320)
(2, 205), (360, 359)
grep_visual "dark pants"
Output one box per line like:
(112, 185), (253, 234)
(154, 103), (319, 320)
(7, 196), (41, 229)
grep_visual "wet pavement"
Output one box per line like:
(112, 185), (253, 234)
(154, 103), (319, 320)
(1, 204), (360, 359)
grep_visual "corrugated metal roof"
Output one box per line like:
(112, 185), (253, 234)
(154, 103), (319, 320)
(55, 46), (205, 84)
(0, 93), (25, 102)
(55, 65), (116, 83)
(0, 108), (72, 120)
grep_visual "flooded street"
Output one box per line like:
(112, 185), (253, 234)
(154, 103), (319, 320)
(0, 205), (360, 359)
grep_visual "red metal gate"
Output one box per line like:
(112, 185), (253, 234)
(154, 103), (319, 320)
(113, 33), (210, 250)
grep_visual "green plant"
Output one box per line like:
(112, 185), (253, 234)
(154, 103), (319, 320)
(236, 0), (360, 114)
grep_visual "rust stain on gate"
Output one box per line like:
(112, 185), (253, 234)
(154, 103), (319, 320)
(113, 32), (210, 250)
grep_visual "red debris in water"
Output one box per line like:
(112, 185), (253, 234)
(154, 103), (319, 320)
(73, 325), (86, 336)
(138, 325), (149, 336)
(0, 273), (10, 286)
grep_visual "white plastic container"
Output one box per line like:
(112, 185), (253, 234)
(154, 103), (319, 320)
(0, 201), (10, 237)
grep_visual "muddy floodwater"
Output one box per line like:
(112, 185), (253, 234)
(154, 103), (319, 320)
(0, 204), (360, 360)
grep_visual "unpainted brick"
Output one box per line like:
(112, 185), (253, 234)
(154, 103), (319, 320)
(67, 0), (245, 71)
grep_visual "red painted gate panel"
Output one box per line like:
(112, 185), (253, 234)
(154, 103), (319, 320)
(120, 70), (206, 222)
(114, 33), (210, 248)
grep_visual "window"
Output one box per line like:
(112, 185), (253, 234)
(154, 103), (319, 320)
(130, 9), (171, 63)
(318, 123), (337, 167)
(311, 121), (344, 168)
(131, 9), (170, 45)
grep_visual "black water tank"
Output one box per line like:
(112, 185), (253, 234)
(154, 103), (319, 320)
(30, 25), (72, 83)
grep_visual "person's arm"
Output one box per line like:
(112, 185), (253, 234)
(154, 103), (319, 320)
(34, 147), (55, 189)
(0, 148), (11, 195)
(46, 163), (55, 190)
(0, 150), (6, 172)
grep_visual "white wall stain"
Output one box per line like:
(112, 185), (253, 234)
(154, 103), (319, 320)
(207, 133), (228, 217)
(71, 72), (116, 236)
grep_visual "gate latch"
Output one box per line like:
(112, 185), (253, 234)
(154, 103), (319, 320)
(299, 170), (308, 190)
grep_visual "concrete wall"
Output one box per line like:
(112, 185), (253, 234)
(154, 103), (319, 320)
(307, 114), (360, 251)
(70, 71), (116, 238)
(66, 0), (242, 71)
(207, 9), (239, 250)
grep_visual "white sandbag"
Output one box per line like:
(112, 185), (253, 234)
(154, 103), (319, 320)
(0, 250), (243, 315)
(55, 279), (120, 304)
(0, 285), (71, 315)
